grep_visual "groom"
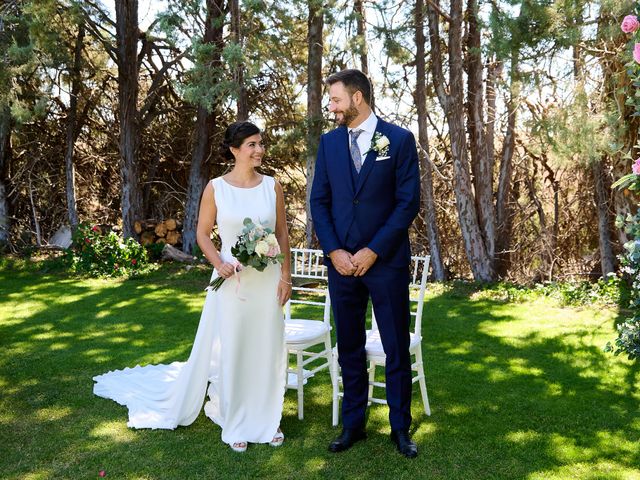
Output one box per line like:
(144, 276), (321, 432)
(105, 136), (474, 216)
(310, 69), (421, 458)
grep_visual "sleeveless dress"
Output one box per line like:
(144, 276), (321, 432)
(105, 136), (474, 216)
(93, 175), (287, 446)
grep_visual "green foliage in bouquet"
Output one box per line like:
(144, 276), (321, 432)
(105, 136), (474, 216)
(64, 223), (148, 277)
(231, 218), (284, 271)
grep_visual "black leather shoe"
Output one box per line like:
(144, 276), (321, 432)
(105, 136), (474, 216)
(390, 430), (418, 458)
(328, 428), (367, 452)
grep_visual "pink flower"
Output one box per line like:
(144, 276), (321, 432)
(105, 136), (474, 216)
(622, 15), (640, 33)
(99, 471), (106, 478)
(92, 225), (99, 232)
(131, 259), (137, 265)
(634, 43), (640, 63)
(632, 158), (640, 175)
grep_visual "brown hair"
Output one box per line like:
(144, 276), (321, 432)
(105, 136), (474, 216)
(326, 69), (372, 106)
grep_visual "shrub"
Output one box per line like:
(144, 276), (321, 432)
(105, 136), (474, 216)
(535, 275), (626, 307)
(605, 316), (640, 361)
(145, 242), (165, 262)
(608, 146), (640, 360)
(475, 276), (626, 308)
(64, 223), (147, 276)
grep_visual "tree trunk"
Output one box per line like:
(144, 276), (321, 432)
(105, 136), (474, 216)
(465, 0), (495, 260)
(574, 7), (615, 276)
(115, 0), (142, 239)
(64, 22), (85, 230)
(486, 57), (500, 173)
(414, 0), (445, 280)
(593, 158), (616, 276)
(0, 105), (11, 247)
(143, 151), (160, 216)
(182, 0), (225, 255)
(28, 171), (41, 247)
(495, 58), (518, 277)
(305, 0), (323, 248)
(230, 0), (248, 120)
(538, 153), (559, 280)
(354, 0), (373, 110)
(427, 0), (495, 281)
(597, 2), (638, 247)
(183, 107), (215, 255)
(550, 179), (559, 280)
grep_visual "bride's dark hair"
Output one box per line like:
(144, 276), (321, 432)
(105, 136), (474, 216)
(221, 121), (261, 160)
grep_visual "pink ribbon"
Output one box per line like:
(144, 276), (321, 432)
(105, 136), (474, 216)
(232, 260), (246, 301)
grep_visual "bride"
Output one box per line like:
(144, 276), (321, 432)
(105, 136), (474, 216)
(93, 121), (292, 453)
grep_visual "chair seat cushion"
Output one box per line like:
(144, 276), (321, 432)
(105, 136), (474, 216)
(364, 329), (421, 356)
(284, 320), (330, 344)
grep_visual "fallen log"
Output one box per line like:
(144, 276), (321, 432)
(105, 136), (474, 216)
(140, 231), (156, 246)
(161, 243), (196, 263)
(166, 230), (181, 245)
(165, 218), (177, 231)
(154, 221), (168, 237)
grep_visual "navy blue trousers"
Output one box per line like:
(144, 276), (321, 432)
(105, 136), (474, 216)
(328, 261), (412, 431)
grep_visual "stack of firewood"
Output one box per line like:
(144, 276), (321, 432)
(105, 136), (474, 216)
(135, 219), (182, 247)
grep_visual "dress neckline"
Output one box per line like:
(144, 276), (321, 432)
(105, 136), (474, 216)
(220, 175), (264, 190)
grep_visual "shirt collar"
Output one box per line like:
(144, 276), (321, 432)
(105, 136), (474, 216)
(348, 111), (378, 134)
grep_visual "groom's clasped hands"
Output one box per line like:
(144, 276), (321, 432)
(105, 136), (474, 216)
(329, 247), (378, 276)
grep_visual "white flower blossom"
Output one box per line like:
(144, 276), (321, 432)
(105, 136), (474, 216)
(255, 240), (270, 257)
(266, 233), (278, 247)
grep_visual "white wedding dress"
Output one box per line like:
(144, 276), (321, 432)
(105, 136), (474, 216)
(93, 175), (287, 446)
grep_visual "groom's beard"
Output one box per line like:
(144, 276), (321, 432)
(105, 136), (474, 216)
(334, 102), (359, 126)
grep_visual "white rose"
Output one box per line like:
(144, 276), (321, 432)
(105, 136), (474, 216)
(376, 135), (390, 150)
(254, 240), (270, 257)
(266, 233), (278, 247)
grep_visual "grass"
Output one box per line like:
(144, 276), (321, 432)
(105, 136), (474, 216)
(1, 259), (639, 479)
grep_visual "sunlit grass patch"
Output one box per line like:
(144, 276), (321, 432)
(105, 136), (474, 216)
(1, 263), (639, 479)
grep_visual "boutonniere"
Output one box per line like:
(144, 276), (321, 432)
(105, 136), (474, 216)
(366, 132), (390, 157)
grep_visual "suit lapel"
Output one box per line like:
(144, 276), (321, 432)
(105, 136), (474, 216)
(354, 118), (387, 196)
(354, 149), (377, 195)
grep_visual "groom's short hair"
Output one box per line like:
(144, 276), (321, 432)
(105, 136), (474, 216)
(326, 69), (372, 106)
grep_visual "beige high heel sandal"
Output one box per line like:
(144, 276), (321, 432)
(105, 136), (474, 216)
(269, 429), (284, 447)
(231, 441), (247, 453)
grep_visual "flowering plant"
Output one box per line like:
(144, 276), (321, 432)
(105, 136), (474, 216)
(620, 10), (640, 114)
(611, 157), (640, 191)
(606, 161), (640, 360)
(622, 15), (640, 35)
(367, 132), (390, 157)
(208, 217), (284, 290)
(64, 222), (147, 277)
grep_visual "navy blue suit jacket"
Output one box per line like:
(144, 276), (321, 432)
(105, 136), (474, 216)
(310, 117), (420, 268)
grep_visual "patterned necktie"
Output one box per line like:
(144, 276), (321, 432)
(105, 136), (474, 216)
(350, 129), (363, 173)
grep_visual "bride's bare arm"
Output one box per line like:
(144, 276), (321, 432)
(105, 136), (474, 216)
(274, 179), (292, 305)
(196, 182), (235, 279)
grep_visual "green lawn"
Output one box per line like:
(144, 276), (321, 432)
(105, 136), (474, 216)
(1, 260), (639, 480)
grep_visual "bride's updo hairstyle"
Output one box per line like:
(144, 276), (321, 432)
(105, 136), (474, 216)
(221, 121), (261, 160)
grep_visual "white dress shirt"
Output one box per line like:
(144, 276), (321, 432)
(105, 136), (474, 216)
(348, 111), (378, 166)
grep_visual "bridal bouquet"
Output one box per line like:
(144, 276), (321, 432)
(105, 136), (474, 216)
(208, 217), (284, 291)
